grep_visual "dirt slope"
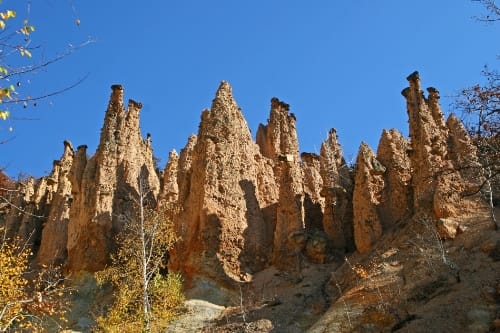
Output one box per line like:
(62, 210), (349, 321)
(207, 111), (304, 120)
(173, 204), (500, 332)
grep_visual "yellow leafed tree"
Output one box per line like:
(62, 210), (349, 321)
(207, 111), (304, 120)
(95, 179), (184, 333)
(0, 237), (30, 331)
(0, 229), (71, 332)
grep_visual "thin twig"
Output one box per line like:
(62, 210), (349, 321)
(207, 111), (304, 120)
(0, 195), (45, 219)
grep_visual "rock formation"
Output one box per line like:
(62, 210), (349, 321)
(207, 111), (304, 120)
(352, 142), (385, 254)
(177, 134), (197, 205)
(273, 158), (304, 269)
(256, 97), (305, 269)
(377, 129), (412, 227)
(0, 72), (484, 293)
(4, 173), (52, 252)
(401, 71), (482, 233)
(159, 150), (179, 204)
(402, 71), (464, 220)
(319, 129), (354, 252)
(402, 72), (446, 212)
(446, 113), (482, 193)
(38, 141), (74, 265)
(169, 82), (278, 283)
(66, 85), (160, 271)
(301, 152), (324, 230)
(256, 98), (299, 162)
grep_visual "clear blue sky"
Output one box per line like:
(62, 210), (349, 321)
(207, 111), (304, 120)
(1, 1), (499, 177)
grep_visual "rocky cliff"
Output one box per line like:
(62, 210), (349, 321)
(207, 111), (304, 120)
(1, 72), (485, 279)
(3, 85), (160, 271)
(168, 82), (279, 285)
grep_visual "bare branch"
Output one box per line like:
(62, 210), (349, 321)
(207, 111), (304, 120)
(0, 195), (45, 219)
(0, 39), (94, 81)
(3, 74), (89, 105)
(473, 0), (500, 22)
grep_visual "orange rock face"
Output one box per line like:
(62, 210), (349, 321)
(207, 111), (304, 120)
(38, 141), (74, 265)
(352, 142), (385, 254)
(65, 85), (160, 271)
(1, 72), (483, 282)
(320, 129), (354, 252)
(377, 129), (412, 227)
(169, 82), (278, 283)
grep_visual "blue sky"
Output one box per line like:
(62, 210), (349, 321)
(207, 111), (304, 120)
(1, 1), (499, 177)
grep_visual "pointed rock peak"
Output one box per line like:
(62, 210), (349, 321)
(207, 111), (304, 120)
(216, 80), (232, 97)
(60, 140), (74, 162)
(407, 70), (421, 89)
(325, 128), (340, 145)
(379, 129), (391, 141)
(358, 141), (371, 153)
(200, 81), (253, 143)
(62, 140), (74, 159)
(63, 140), (74, 151)
(76, 144), (88, 152)
(161, 149), (180, 203)
(213, 81), (236, 110)
(257, 96), (299, 158)
(401, 70), (422, 98)
(179, 134), (197, 161)
(270, 97), (295, 123)
(125, 99), (143, 127)
(379, 128), (405, 144)
(186, 134), (197, 147)
(210, 80), (242, 118)
(271, 97), (290, 112)
(168, 149), (179, 162)
(321, 128), (346, 168)
(110, 84), (124, 105)
(128, 99), (143, 110)
(427, 87), (440, 99)
(446, 113), (461, 126)
(377, 129), (411, 161)
(357, 142), (386, 175)
(200, 108), (210, 122)
(446, 113), (476, 152)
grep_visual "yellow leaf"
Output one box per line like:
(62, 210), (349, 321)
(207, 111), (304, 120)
(0, 20), (5, 30)
(0, 10), (13, 20)
(0, 110), (9, 120)
(3, 89), (11, 99)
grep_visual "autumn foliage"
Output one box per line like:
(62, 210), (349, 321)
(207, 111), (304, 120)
(94, 202), (184, 333)
(0, 231), (70, 332)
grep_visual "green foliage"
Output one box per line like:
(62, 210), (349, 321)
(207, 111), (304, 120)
(94, 203), (184, 333)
